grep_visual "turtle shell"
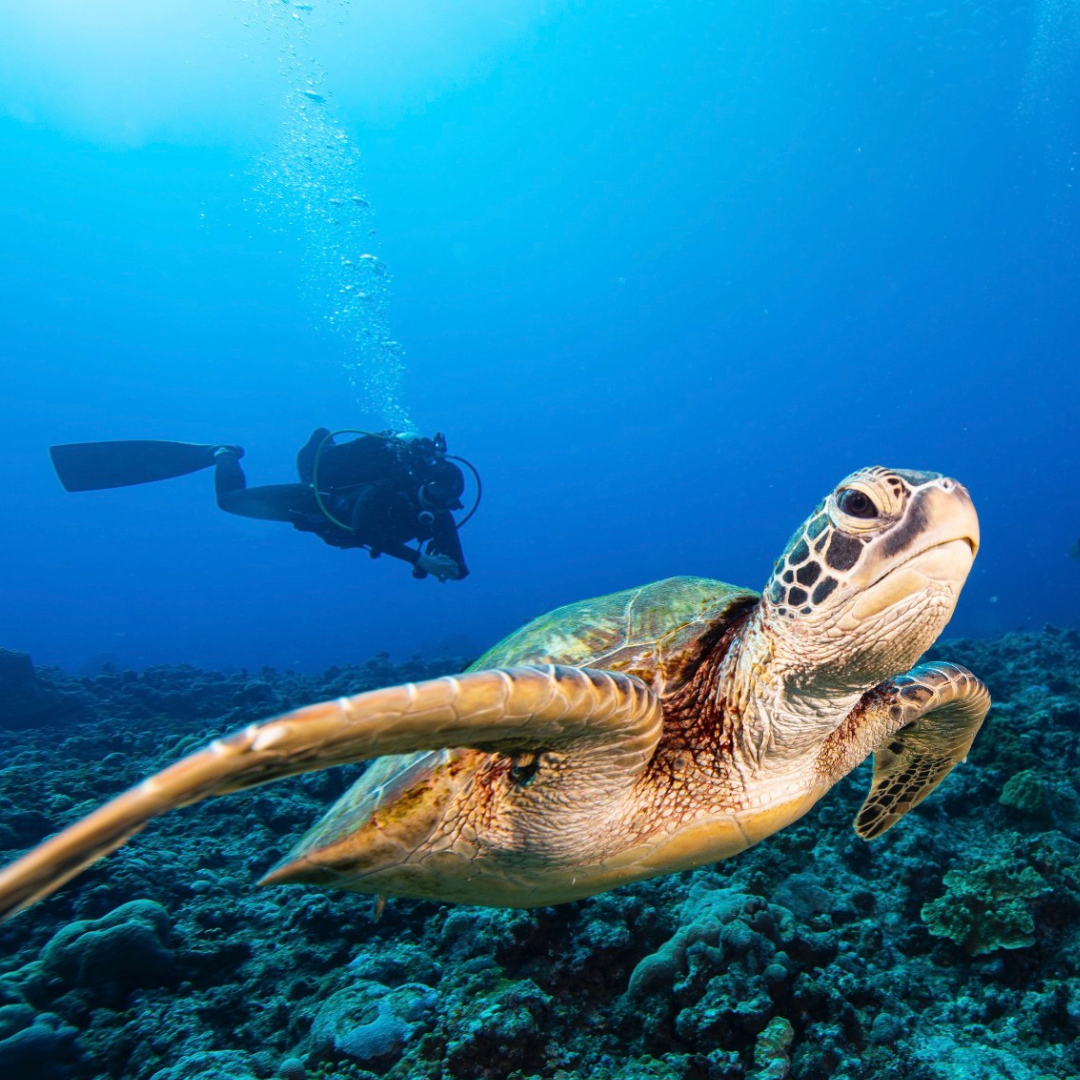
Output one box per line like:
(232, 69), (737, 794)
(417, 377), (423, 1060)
(469, 575), (758, 694)
(266, 577), (758, 888)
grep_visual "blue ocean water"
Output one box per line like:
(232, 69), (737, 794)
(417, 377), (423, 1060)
(1, 0), (1076, 674)
(3, 9), (1080, 1079)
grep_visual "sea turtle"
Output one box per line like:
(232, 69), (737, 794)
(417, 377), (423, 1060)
(0, 466), (989, 919)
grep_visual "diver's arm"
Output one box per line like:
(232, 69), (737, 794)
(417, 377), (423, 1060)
(373, 542), (458, 582)
(428, 512), (468, 580)
(352, 527), (449, 578)
(377, 541), (424, 569)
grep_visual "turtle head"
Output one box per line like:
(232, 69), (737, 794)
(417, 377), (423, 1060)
(761, 467), (979, 691)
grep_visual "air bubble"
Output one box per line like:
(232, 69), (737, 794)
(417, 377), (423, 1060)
(246, 0), (411, 427)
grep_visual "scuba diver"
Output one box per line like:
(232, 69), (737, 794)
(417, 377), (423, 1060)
(49, 429), (477, 582)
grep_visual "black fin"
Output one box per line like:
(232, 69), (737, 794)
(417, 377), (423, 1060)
(49, 441), (220, 492)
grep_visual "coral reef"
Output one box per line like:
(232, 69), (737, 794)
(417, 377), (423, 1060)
(921, 862), (1050, 956)
(0, 649), (87, 731)
(998, 769), (1052, 823)
(0, 628), (1078, 1079)
(310, 980), (438, 1069)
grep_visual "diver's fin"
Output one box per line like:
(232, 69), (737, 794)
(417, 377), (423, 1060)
(49, 440), (220, 492)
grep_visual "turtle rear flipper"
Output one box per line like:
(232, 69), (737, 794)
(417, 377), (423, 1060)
(0, 665), (662, 920)
(852, 662), (990, 839)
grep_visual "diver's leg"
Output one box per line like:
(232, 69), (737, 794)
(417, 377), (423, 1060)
(219, 483), (320, 522)
(213, 449), (247, 506)
(215, 450), (318, 523)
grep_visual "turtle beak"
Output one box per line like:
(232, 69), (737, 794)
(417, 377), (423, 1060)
(867, 477), (979, 580)
(941, 478), (979, 560)
(848, 477), (979, 622)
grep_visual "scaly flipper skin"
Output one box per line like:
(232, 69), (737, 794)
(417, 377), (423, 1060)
(816, 661), (991, 839)
(0, 665), (662, 920)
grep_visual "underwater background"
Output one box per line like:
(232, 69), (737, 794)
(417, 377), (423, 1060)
(1, 0), (1078, 672)
(2, 1), (1080, 1078)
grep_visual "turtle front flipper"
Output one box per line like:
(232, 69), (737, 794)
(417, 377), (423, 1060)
(846, 662), (990, 839)
(0, 665), (662, 920)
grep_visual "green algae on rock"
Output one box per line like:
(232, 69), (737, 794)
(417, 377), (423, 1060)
(999, 769), (1053, 824)
(921, 860), (1051, 955)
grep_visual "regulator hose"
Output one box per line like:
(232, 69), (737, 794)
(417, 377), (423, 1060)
(310, 429), (481, 533)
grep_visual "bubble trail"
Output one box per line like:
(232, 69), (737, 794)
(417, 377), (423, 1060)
(1019, 0), (1080, 227)
(243, 0), (412, 429)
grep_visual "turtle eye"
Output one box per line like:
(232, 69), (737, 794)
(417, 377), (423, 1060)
(836, 488), (878, 519)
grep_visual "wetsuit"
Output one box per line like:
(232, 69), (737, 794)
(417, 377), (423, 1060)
(214, 431), (468, 579)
